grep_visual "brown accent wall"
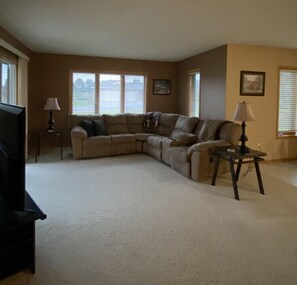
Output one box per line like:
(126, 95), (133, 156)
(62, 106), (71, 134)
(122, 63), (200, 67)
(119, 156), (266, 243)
(177, 46), (227, 119)
(28, 53), (177, 137)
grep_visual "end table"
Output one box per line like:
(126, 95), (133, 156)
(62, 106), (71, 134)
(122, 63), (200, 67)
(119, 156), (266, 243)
(34, 130), (64, 162)
(211, 146), (267, 200)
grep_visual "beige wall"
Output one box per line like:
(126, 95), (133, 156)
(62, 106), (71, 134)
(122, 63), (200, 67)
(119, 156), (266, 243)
(226, 44), (297, 160)
(28, 53), (177, 136)
(177, 46), (227, 119)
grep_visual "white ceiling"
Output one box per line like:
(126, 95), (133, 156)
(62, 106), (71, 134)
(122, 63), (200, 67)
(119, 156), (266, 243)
(0, 0), (296, 62)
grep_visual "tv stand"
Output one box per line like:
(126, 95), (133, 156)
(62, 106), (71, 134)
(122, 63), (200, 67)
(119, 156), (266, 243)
(0, 191), (46, 280)
(24, 208), (36, 214)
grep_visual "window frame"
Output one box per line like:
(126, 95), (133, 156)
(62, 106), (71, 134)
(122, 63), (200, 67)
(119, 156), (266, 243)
(277, 66), (297, 138)
(0, 46), (18, 105)
(70, 70), (147, 115)
(0, 61), (17, 105)
(188, 70), (200, 117)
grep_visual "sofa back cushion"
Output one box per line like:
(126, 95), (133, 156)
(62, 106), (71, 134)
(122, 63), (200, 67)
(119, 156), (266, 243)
(170, 115), (198, 137)
(219, 122), (241, 145)
(103, 114), (128, 134)
(194, 119), (227, 142)
(126, 113), (145, 133)
(155, 113), (179, 136)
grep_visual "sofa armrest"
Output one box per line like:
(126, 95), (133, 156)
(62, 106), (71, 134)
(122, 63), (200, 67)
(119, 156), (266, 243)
(188, 140), (231, 156)
(71, 126), (88, 139)
(189, 140), (232, 181)
(71, 126), (87, 159)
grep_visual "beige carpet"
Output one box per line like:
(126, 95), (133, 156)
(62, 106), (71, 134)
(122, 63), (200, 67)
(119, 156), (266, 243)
(1, 151), (297, 285)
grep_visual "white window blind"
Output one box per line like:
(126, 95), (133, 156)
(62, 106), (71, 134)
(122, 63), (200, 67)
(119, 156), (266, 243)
(189, 72), (200, 117)
(278, 69), (297, 136)
(72, 72), (145, 115)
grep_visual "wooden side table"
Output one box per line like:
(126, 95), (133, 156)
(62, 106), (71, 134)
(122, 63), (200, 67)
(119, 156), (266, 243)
(211, 146), (267, 200)
(34, 130), (64, 162)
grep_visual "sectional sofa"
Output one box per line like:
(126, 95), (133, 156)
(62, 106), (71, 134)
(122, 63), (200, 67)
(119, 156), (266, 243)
(70, 113), (241, 181)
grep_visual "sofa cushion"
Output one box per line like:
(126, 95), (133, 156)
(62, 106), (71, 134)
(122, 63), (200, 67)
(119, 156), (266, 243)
(134, 133), (154, 141)
(110, 134), (136, 144)
(195, 119), (226, 142)
(171, 115), (198, 136)
(168, 146), (190, 163)
(193, 120), (205, 139)
(84, 136), (111, 147)
(92, 120), (107, 136)
(147, 135), (167, 149)
(126, 114), (145, 133)
(219, 122), (241, 145)
(156, 113), (179, 136)
(103, 114), (128, 134)
(170, 132), (197, 144)
(80, 120), (95, 137)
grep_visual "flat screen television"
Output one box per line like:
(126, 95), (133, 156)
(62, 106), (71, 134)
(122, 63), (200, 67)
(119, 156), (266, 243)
(0, 103), (26, 211)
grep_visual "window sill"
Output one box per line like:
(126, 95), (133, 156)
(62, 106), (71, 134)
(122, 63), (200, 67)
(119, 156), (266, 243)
(277, 131), (297, 138)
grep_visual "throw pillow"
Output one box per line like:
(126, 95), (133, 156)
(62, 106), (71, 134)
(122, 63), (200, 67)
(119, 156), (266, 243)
(143, 112), (160, 129)
(92, 120), (107, 136)
(79, 120), (94, 137)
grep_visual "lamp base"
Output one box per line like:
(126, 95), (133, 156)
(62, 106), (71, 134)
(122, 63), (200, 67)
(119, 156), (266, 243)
(47, 127), (55, 133)
(238, 121), (249, 154)
(239, 145), (250, 154)
(47, 110), (55, 133)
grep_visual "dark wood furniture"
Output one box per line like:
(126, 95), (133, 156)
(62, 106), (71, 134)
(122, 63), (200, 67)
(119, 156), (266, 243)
(211, 146), (267, 200)
(0, 192), (46, 280)
(34, 130), (64, 162)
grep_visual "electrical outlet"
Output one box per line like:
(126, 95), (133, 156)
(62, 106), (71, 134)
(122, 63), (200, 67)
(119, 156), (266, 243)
(257, 143), (261, 151)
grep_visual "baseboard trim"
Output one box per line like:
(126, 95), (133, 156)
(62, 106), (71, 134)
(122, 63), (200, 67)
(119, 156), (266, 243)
(264, 157), (297, 163)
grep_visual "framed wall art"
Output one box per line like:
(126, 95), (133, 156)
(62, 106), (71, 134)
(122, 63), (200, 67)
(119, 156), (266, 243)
(153, 79), (171, 95)
(240, 71), (265, 96)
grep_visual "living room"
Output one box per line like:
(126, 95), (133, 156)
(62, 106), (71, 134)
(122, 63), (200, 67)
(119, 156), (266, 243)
(1, 1), (297, 284)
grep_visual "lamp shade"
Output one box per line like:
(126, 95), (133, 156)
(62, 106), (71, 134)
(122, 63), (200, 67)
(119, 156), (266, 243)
(233, 101), (256, 121)
(43, 98), (61, 111)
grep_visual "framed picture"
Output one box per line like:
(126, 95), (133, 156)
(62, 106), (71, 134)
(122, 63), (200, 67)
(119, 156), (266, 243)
(240, 71), (265, 96)
(153, 79), (171, 95)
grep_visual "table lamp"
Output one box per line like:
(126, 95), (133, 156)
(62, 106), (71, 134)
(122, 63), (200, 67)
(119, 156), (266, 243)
(233, 101), (256, 153)
(43, 97), (61, 132)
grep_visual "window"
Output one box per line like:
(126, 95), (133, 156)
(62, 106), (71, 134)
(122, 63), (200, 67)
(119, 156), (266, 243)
(189, 71), (200, 117)
(277, 68), (297, 137)
(71, 72), (146, 115)
(0, 62), (17, 104)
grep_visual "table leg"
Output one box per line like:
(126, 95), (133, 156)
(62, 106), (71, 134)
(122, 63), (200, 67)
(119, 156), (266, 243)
(35, 134), (39, 162)
(60, 133), (63, 160)
(235, 159), (242, 182)
(211, 155), (221, 186)
(229, 158), (240, 200)
(254, 158), (265, 195)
